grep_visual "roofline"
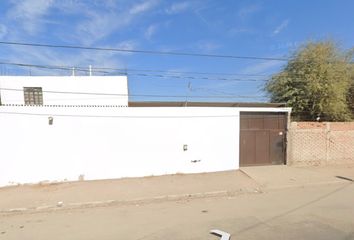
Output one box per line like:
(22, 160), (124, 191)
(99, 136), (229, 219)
(128, 101), (287, 108)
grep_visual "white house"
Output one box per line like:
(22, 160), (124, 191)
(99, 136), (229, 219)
(0, 76), (129, 106)
(0, 76), (291, 187)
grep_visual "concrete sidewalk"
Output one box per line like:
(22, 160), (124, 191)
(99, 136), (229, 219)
(241, 165), (354, 189)
(0, 170), (259, 212)
(0, 165), (353, 213)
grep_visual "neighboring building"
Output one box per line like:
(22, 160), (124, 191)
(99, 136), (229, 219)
(0, 76), (129, 106)
(0, 76), (291, 187)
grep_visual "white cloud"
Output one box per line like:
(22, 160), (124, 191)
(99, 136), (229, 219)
(238, 4), (261, 19)
(116, 40), (137, 50)
(197, 41), (220, 52)
(75, 11), (131, 45)
(7, 0), (54, 34)
(8, 0), (53, 19)
(71, 0), (160, 45)
(0, 0), (160, 75)
(144, 24), (157, 40)
(114, 40), (139, 55)
(194, 7), (210, 26)
(241, 61), (284, 75)
(228, 27), (254, 36)
(270, 41), (299, 51)
(5, 0), (160, 45)
(4, 41), (129, 76)
(129, 0), (158, 15)
(272, 19), (289, 35)
(0, 24), (8, 39)
(165, 2), (190, 14)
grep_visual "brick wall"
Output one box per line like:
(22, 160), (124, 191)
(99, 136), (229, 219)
(287, 122), (354, 166)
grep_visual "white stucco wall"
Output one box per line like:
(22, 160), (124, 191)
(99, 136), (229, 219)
(0, 106), (242, 186)
(0, 106), (291, 186)
(0, 76), (128, 106)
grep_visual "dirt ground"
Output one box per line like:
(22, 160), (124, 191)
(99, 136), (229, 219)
(0, 170), (259, 211)
(1, 182), (354, 240)
(1, 165), (354, 239)
(2, 165), (354, 212)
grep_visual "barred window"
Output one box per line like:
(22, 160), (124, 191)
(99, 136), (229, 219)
(24, 87), (43, 105)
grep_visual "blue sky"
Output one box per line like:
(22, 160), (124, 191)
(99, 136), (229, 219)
(0, 0), (353, 102)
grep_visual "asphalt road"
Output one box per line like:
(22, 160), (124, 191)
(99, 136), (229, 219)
(1, 182), (354, 240)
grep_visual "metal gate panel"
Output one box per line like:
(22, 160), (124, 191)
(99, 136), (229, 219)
(240, 112), (287, 166)
(240, 130), (256, 165)
(255, 130), (270, 165)
(269, 130), (285, 165)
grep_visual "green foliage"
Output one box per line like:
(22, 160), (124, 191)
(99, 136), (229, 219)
(266, 41), (354, 121)
(348, 72), (354, 116)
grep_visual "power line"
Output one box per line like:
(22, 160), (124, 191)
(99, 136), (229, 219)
(5, 60), (347, 84)
(0, 62), (347, 105)
(0, 87), (268, 99)
(0, 61), (268, 82)
(0, 60), (319, 83)
(1, 61), (349, 84)
(126, 72), (266, 82)
(0, 41), (289, 61)
(93, 66), (270, 77)
(6, 60), (348, 84)
(0, 61), (111, 75)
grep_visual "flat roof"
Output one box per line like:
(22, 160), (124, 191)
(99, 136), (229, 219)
(128, 101), (286, 108)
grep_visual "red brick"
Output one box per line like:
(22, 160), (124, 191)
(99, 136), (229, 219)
(296, 122), (326, 129)
(330, 122), (354, 131)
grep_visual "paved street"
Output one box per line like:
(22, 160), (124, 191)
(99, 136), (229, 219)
(1, 181), (354, 240)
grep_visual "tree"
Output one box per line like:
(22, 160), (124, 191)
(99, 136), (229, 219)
(348, 66), (354, 116)
(266, 41), (354, 121)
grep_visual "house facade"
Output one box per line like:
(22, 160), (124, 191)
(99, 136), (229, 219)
(0, 76), (291, 187)
(0, 76), (129, 106)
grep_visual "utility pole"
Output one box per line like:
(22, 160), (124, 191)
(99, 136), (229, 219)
(72, 67), (75, 76)
(184, 81), (191, 107)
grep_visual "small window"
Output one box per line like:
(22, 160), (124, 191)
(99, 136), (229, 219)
(24, 87), (43, 105)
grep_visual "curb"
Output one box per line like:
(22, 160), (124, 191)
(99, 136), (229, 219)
(267, 180), (349, 190)
(2, 178), (351, 215)
(0, 188), (262, 215)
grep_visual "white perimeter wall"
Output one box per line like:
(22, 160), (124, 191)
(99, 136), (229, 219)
(0, 107), (241, 186)
(0, 76), (128, 106)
